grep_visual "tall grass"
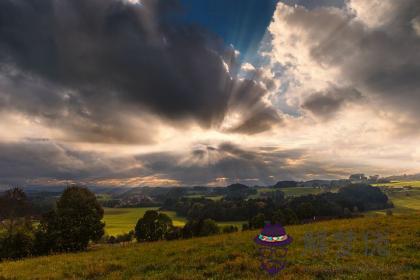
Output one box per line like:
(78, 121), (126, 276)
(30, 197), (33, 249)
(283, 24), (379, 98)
(1, 214), (418, 279)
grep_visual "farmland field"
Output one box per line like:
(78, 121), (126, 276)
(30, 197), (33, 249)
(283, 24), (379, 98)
(103, 208), (245, 236)
(1, 213), (419, 279)
(102, 207), (187, 236)
(373, 180), (420, 188)
(368, 187), (420, 215)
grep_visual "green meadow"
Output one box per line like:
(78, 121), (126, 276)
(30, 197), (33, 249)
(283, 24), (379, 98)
(1, 213), (419, 279)
(368, 187), (420, 215)
(373, 180), (420, 188)
(103, 207), (186, 236)
(103, 208), (245, 236)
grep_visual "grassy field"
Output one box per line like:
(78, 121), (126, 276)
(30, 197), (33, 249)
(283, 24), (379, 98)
(103, 207), (187, 236)
(373, 180), (420, 188)
(103, 208), (245, 236)
(1, 213), (419, 279)
(368, 187), (420, 215)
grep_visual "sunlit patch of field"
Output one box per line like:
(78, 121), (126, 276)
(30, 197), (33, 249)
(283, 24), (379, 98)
(102, 207), (187, 236)
(367, 187), (420, 216)
(1, 214), (419, 279)
(372, 180), (420, 188)
(103, 208), (244, 235)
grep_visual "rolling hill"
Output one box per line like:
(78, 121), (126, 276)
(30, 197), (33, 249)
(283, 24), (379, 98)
(0, 213), (418, 279)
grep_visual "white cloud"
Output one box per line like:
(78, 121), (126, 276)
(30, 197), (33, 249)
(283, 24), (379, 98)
(412, 16), (420, 36)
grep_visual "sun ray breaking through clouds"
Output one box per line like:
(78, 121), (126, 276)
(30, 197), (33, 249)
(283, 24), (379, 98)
(0, 0), (419, 187)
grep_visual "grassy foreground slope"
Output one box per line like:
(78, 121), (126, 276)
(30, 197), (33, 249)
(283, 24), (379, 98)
(1, 214), (419, 280)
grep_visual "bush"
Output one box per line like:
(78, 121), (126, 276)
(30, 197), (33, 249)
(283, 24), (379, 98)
(222, 225), (238, 234)
(105, 231), (134, 244)
(0, 228), (34, 260)
(242, 223), (249, 231)
(181, 219), (220, 238)
(107, 236), (117, 244)
(271, 209), (286, 225)
(343, 208), (352, 218)
(249, 213), (265, 229)
(198, 219), (220, 236)
(165, 226), (182, 240)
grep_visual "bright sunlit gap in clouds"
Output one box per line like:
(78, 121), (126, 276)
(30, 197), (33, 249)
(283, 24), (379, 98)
(0, 0), (419, 187)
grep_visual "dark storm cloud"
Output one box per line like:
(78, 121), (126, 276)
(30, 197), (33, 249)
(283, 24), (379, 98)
(226, 79), (283, 134)
(0, 0), (277, 143)
(302, 87), (363, 119)
(0, 69), (156, 144)
(229, 109), (281, 134)
(283, 0), (420, 130)
(0, 140), (93, 185)
(0, 139), (150, 186)
(0, 139), (352, 187)
(136, 142), (337, 186)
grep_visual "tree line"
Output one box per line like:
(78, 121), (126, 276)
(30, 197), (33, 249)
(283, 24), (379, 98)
(0, 186), (105, 260)
(0, 186), (237, 261)
(162, 184), (392, 229)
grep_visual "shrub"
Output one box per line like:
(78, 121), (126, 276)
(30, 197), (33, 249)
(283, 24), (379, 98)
(222, 225), (238, 234)
(165, 226), (182, 240)
(249, 213), (265, 229)
(0, 228), (34, 260)
(182, 219), (220, 238)
(198, 219), (220, 236)
(343, 208), (352, 218)
(135, 210), (172, 242)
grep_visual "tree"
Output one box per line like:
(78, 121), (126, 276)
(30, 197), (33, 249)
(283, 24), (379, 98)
(242, 223), (249, 231)
(283, 208), (298, 225)
(271, 209), (286, 225)
(295, 202), (316, 220)
(266, 190), (285, 203)
(135, 210), (172, 242)
(273, 181), (298, 188)
(338, 184), (388, 211)
(249, 213), (265, 229)
(222, 225), (238, 234)
(199, 219), (220, 236)
(0, 227), (34, 260)
(0, 187), (32, 235)
(0, 188), (35, 260)
(36, 186), (105, 253)
(181, 219), (220, 238)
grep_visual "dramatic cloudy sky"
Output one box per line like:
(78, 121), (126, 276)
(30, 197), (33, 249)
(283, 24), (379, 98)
(0, 0), (419, 187)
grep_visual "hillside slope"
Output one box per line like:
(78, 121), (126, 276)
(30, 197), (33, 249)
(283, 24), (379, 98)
(0, 214), (419, 280)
